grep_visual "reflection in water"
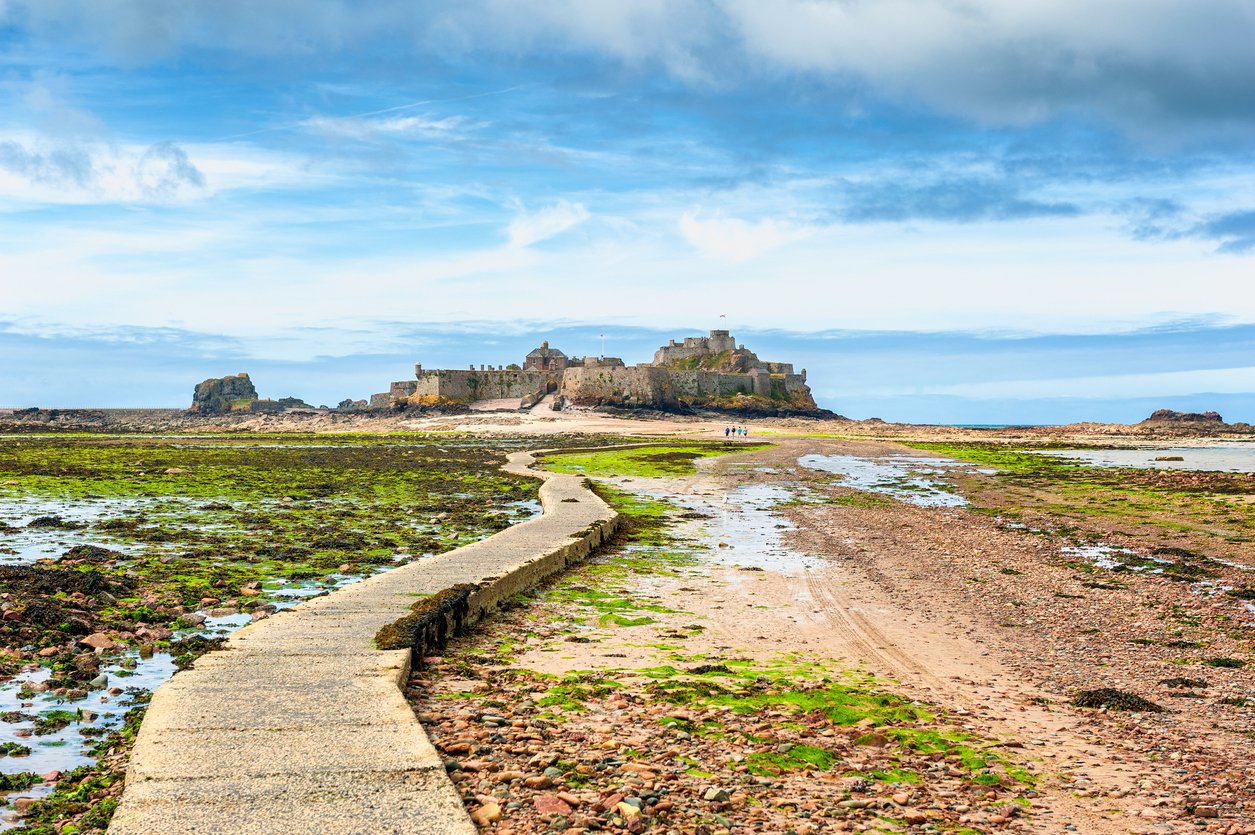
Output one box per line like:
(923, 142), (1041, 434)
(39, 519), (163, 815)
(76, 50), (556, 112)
(0, 494), (542, 822)
(620, 480), (822, 573)
(0, 651), (177, 811)
(797, 454), (972, 508)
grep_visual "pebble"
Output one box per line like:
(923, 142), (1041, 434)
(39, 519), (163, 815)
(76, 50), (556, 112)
(534, 794), (572, 815)
(615, 802), (642, 819)
(470, 803), (501, 825)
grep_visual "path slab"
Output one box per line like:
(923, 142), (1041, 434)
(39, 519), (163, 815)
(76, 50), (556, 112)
(109, 451), (618, 834)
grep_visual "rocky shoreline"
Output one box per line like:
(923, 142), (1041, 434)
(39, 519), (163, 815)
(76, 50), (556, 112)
(0, 412), (1251, 832)
(404, 436), (1253, 834)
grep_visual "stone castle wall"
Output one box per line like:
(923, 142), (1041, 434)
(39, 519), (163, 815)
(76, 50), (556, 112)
(560, 366), (816, 410)
(412, 369), (555, 403)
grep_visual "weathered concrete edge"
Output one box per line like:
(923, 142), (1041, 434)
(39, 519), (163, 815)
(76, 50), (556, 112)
(375, 453), (620, 661)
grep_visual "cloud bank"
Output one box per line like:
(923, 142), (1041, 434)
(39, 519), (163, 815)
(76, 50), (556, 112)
(9, 1), (1255, 138)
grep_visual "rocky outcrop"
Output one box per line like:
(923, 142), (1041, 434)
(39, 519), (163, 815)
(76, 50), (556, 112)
(1141, 409), (1226, 425)
(189, 374), (258, 414)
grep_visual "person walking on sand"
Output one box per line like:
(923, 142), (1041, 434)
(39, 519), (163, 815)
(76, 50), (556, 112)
(724, 426), (730, 437)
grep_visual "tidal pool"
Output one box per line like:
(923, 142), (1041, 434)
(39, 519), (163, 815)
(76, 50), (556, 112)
(0, 650), (176, 794)
(1036, 445), (1255, 473)
(0, 498), (171, 565)
(0, 495), (541, 826)
(797, 453), (973, 508)
(617, 479), (822, 573)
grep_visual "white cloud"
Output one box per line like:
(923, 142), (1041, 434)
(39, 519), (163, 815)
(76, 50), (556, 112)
(5, 206), (1255, 350)
(506, 200), (590, 248)
(719, 0), (1255, 133)
(0, 135), (209, 204)
(302, 113), (481, 141)
(679, 212), (814, 262)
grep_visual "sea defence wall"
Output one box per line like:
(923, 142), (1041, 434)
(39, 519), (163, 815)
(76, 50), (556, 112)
(108, 452), (619, 835)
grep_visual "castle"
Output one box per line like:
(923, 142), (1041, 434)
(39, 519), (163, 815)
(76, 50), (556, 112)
(369, 329), (819, 414)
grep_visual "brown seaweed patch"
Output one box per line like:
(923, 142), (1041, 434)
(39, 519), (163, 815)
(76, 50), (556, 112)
(1071, 688), (1164, 712)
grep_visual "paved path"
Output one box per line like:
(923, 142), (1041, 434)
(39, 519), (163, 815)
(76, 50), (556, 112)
(109, 451), (617, 834)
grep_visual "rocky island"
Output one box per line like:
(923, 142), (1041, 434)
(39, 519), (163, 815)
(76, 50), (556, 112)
(370, 329), (823, 416)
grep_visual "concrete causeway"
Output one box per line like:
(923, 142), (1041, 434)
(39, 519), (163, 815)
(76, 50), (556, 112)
(109, 451), (618, 834)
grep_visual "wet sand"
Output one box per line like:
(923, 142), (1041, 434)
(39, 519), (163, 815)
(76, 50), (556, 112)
(409, 429), (1254, 833)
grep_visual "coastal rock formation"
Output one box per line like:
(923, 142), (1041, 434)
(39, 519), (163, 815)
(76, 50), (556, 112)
(189, 373), (258, 414)
(1142, 409), (1226, 425)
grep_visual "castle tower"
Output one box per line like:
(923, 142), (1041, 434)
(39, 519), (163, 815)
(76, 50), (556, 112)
(708, 329), (735, 354)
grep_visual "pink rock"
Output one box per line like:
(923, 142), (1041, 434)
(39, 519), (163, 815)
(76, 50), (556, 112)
(534, 793), (573, 815)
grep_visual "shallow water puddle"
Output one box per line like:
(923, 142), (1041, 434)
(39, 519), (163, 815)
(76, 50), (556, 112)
(1035, 445), (1255, 473)
(1062, 544), (1255, 627)
(0, 493), (543, 822)
(620, 478), (822, 573)
(0, 650), (177, 813)
(797, 453), (974, 508)
(0, 498), (163, 565)
(1060, 543), (1148, 571)
(699, 483), (824, 572)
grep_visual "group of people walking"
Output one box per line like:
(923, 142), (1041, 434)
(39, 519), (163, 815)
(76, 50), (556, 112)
(724, 425), (750, 438)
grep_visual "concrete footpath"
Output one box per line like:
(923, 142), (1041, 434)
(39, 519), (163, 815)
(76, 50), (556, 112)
(109, 451), (618, 834)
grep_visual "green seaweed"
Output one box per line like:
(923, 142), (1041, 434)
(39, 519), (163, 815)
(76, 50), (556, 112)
(541, 443), (768, 478)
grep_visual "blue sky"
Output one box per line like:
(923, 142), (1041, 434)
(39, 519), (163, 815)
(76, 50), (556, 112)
(1, 1), (1254, 422)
